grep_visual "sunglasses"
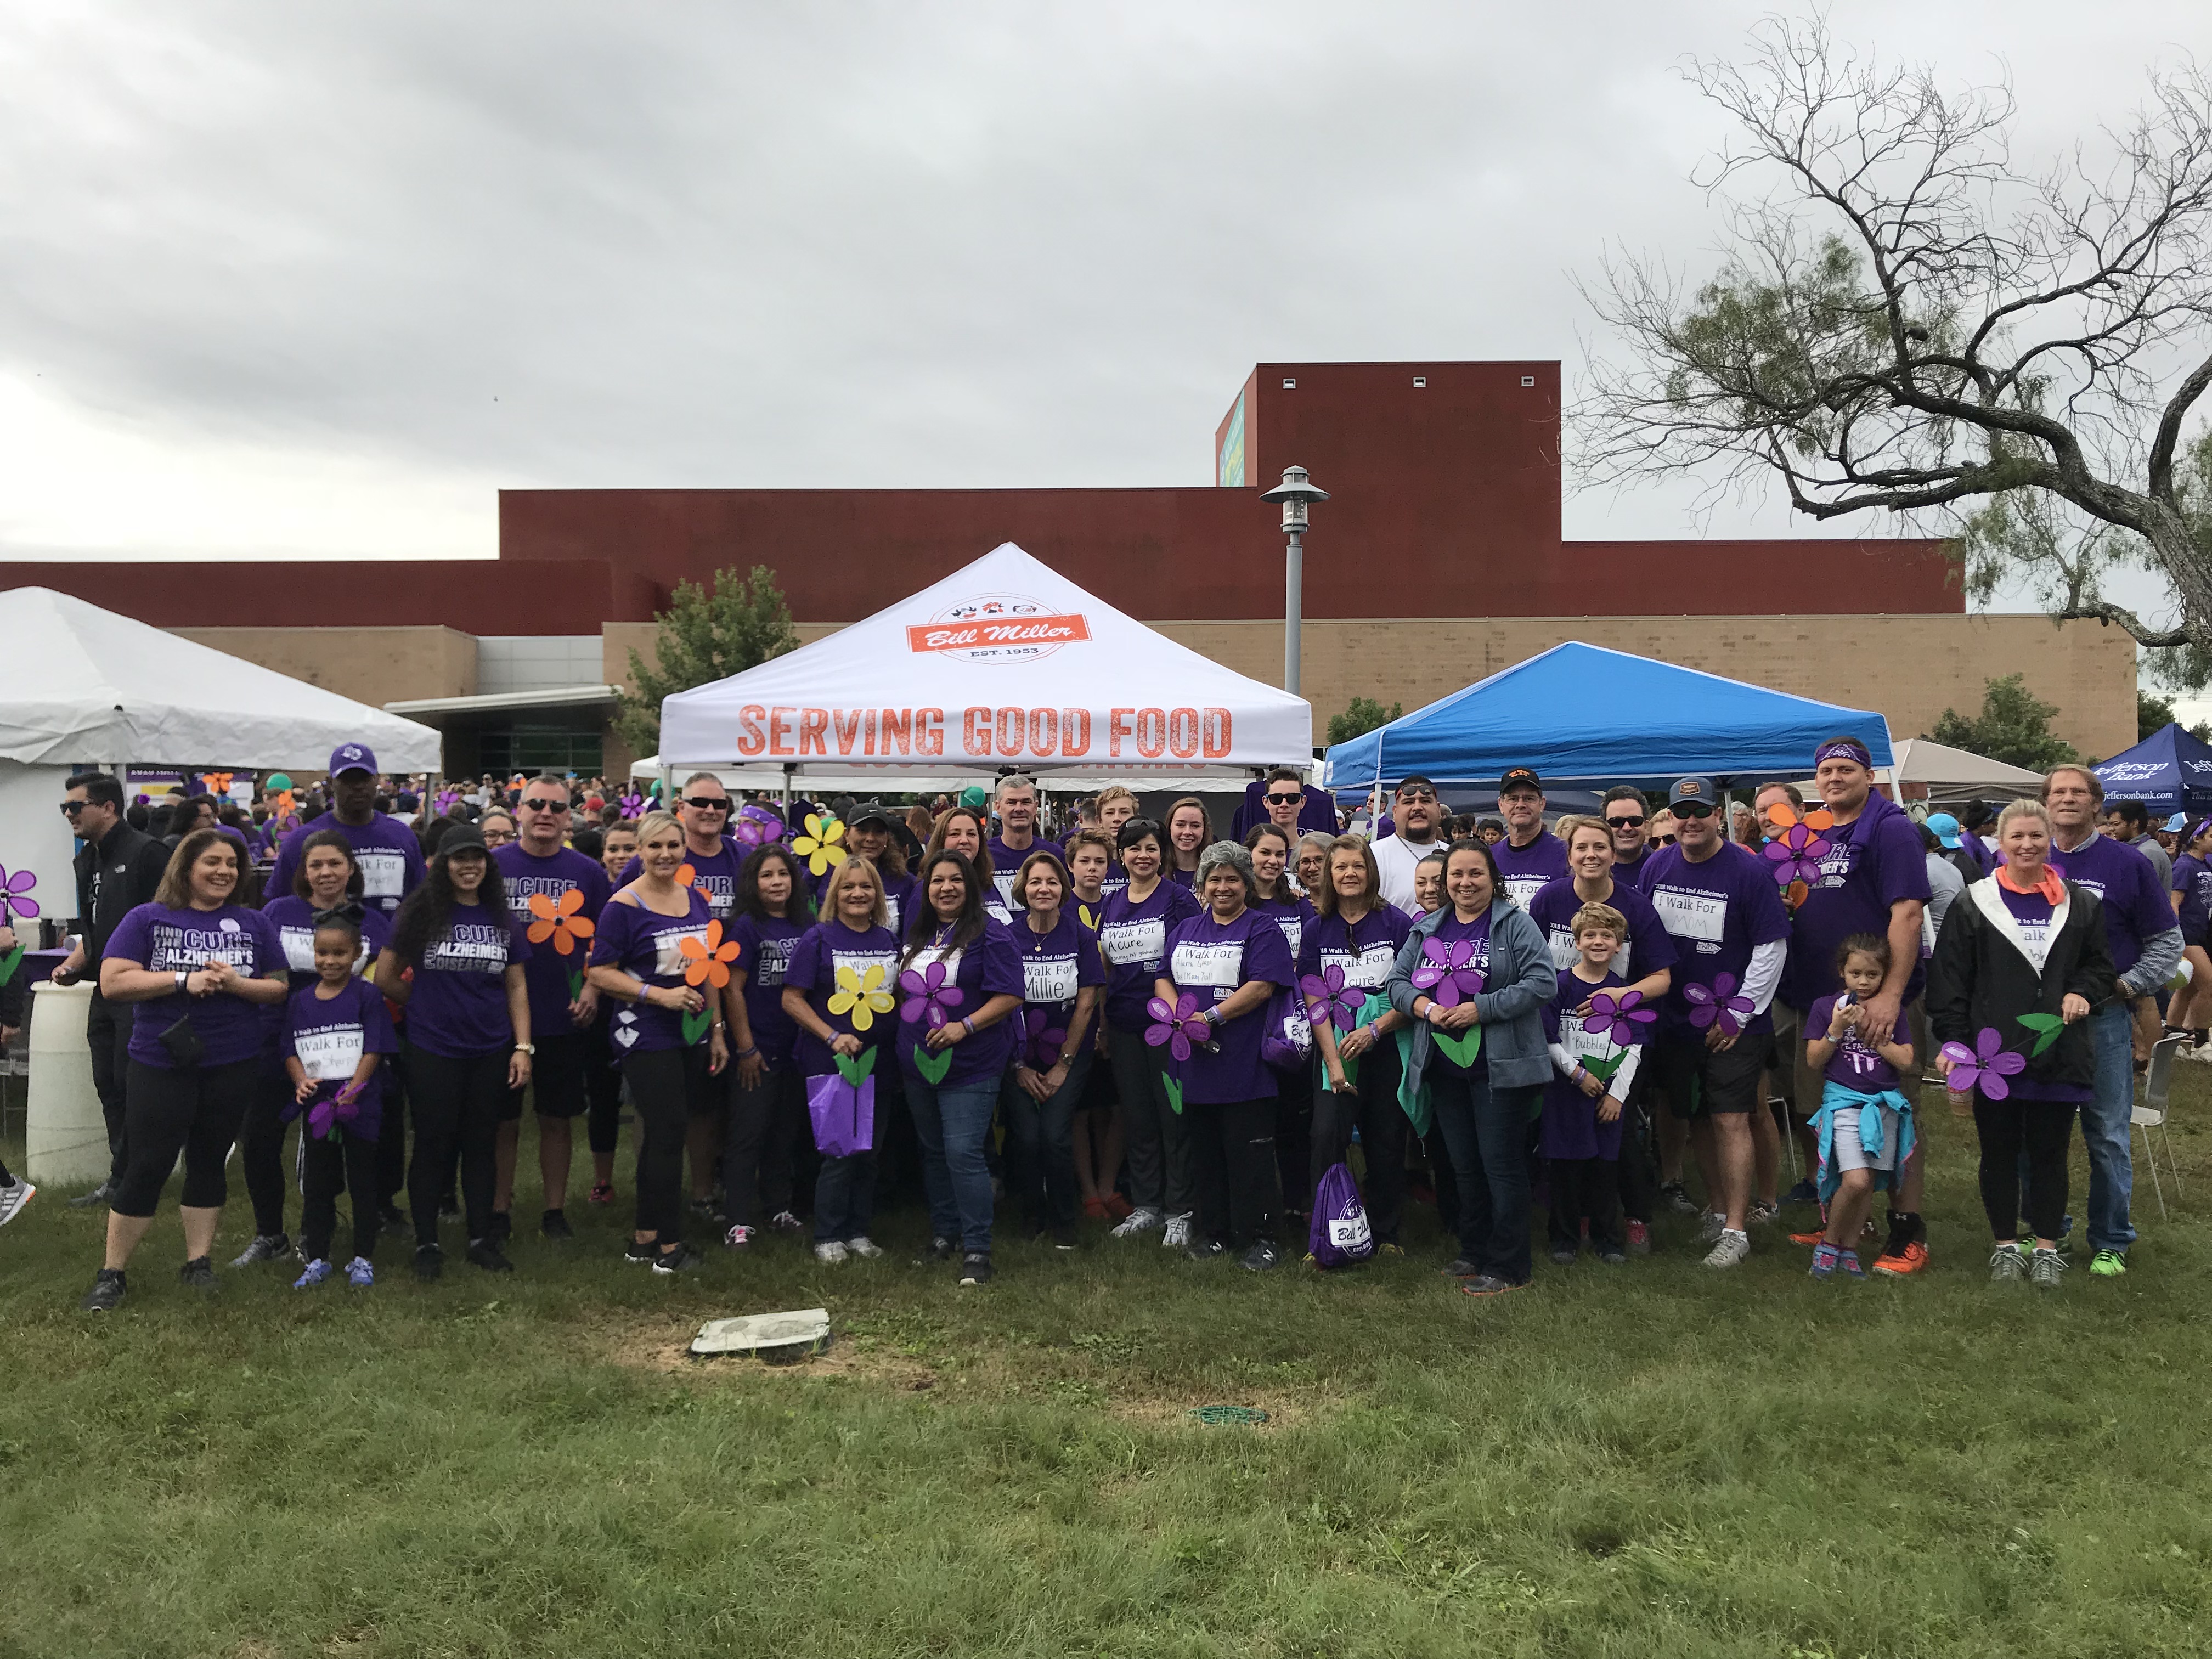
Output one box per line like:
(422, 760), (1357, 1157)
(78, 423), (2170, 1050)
(1265, 793), (1302, 806)
(58, 800), (88, 816)
(1671, 802), (1716, 819)
(520, 797), (569, 814)
(1396, 789), (1438, 804)
(1604, 814), (1646, 828)
(682, 796), (730, 812)
(1650, 834), (1677, 845)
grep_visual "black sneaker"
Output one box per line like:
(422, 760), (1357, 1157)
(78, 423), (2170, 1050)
(958, 1252), (994, 1286)
(70, 1181), (114, 1209)
(1048, 1225), (1079, 1251)
(689, 1197), (724, 1226)
(1183, 1239), (1228, 1261)
(928, 1235), (956, 1262)
(625, 1237), (658, 1266)
(466, 1239), (515, 1274)
(1660, 1181), (1699, 1215)
(80, 1268), (126, 1311)
(414, 1244), (444, 1282)
(651, 1243), (703, 1275)
(178, 1256), (217, 1292)
(487, 1211), (514, 1246)
(541, 1209), (573, 1241)
(380, 1204), (410, 1235)
(1240, 1242), (1281, 1272)
(229, 1232), (290, 1268)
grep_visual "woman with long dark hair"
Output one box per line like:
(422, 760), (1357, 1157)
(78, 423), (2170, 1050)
(925, 806), (1011, 924)
(722, 842), (817, 1246)
(373, 822), (533, 1279)
(1304, 835), (1414, 1245)
(1099, 818), (1203, 1243)
(1002, 848), (1105, 1248)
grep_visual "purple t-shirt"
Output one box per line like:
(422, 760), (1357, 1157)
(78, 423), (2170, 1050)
(730, 910), (809, 1067)
(1611, 846), (1659, 893)
(1297, 905), (1411, 1007)
(1008, 910), (1106, 1068)
(1167, 864), (1199, 891)
(590, 889), (714, 1056)
(281, 978), (398, 1136)
(1419, 911), (1493, 1074)
(262, 896), (392, 981)
(2048, 831), (2175, 983)
(1992, 886), (2092, 1102)
(2174, 854), (2212, 940)
(268, 811), (427, 918)
(618, 837), (745, 924)
(1782, 794), (1933, 1011)
(1255, 891), (1316, 965)
(402, 902), (534, 1059)
(104, 901), (285, 1069)
(988, 834), (1060, 907)
(1542, 967), (1633, 1161)
(786, 919), (901, 1076)
(496, 843), (614, 1039)
(812, 860), (915, 938)
(1163, 907), (1297, 1104)
(1525, 876), (1679, 981)
(1644, 841), (1793, 1037)
(1807, 992), (1911, 1092)
(1491, 830), (1570, 910)
(894, 918), (1025, 1089)
(1098, 879), (1203, 1030)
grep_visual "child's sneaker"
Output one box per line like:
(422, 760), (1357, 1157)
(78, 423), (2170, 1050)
(293, 1257), (334, 1289)
(343, 1256), (375, 1289)
(723, 1224), (755, 1250)
(1624, 1219), (1650, 1256)
(770, 1210), (804, 1233)
(1808, 1241), (1841, 1279)
(1837, 1249), (1866, 1279)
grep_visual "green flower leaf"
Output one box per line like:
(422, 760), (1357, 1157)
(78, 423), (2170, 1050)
(1163, 1075), (1185, 1116)
(2017, 1012), (2063, 1033)
(833, 1045), (878, 1086)
(1581, 1051), (1624, 1082)
(681, 1008), (713, 1046)
(1432, 1025), (1483, 1068)
(0, 945), (21, 988)
(910, 1043), (954, 1084)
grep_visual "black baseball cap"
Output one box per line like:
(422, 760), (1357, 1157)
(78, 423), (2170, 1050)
(849, 802), (895, 831)
(439, 822), (489, 857)
(1668, 777), (1716, 809)
(1499, 766), (1543, 794)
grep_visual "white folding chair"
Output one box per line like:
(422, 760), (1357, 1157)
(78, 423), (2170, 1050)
(2135, 1033), (2186, 1220)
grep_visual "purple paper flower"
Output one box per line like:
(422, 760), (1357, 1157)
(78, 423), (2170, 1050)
(1940, 1027), (2027, 1100)
(1144, 992), (1210, 1063)
(1584, 988), (1655, 1046)
(898, 960), (966, 1030)
(733, 804), (786, 848)
(1023, 1006), (1069, 1068)
(618, 791), (645, 817)
(1684, 972), (1754, 1039)
(1409, 935), (1484, 1007)
(1762, 821), (1832, 888)
(307, 1078), (367, 1141)
(0, 865), (36, 920)
(1300, 964), (1363, 1033)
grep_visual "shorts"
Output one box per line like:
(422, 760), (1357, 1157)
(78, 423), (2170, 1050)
(2184, 923), (2208, 952)
(1652, 1029), (1773, 1119)
(1826, 1102), (1897, 1173)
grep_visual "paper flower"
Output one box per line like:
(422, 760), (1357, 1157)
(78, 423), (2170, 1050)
(200, 771), (234, 797)
(1940, 1027), (2027, 1099)
(898, 959), (967, 1029)
(828, 961), (894, 1031)
(1023, 1006), (1069, 1068)
(679, 919), (740, 989)
(792, 812), (848, 875)
(307, 1077), (368, 1141)
(1409, 935), (1485, 1007)
(1300, 964), (1364, 1033)
(525, 888), (595, 956)
(733, 803), (786, 848)
(1583, 988), (1656, 1046)
(1144, 991), (1211, 1062)
(0, 865), (37, 920)
(1684, 973), (1754, 1039)
(618, 791), (645, 817)
(1762, 819), (1832, 888)
(433, 788), (460, 816)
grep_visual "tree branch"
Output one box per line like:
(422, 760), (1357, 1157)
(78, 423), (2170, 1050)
(2053, 600), (2192, 647)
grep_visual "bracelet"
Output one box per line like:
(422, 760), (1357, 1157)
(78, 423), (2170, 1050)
(733, 1044), (758, 1059)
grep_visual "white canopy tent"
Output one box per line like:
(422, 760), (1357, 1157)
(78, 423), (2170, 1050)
(0, 586), (443, 923)
(657, 543), (1313, 782)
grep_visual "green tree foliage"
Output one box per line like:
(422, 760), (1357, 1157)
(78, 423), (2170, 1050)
(1327, 698), (1402, 746)
(2141, 689), (2177, 740)
(1928, 675), (2079, 771)
(613, 566), (800, 758)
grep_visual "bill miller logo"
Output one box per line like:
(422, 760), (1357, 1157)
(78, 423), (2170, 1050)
(908, 592), (1091, 663)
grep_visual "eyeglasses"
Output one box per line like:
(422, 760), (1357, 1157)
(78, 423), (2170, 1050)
(1265, 793), (1302, 806)
(1605, 814), (1645, 828)
(520, 797), (569, 814)
(1396, 789), (1438, 804)
(682, 796), (730, 812)
(1650, 834), (1677, 846)
(1672, 802), (1716, 819)
(58, 800), (88, 816)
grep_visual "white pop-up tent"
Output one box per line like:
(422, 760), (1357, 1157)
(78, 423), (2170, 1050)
(658, 543), (1312, 778)
(0, 586), (443, 919)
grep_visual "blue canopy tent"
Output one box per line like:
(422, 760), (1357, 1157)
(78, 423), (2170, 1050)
(1323, 642), (1895, 794)
(2091, 722), (2212, 817)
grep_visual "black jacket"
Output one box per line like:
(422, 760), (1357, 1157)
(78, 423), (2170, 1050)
(74, 822), (173, 964)
(1927, 876), (2118, 1093)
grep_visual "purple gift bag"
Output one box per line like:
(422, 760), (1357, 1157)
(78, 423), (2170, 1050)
(806, 1047), (878, 1157)
(1308, 1161), (1374, 1267)
(1260, 985), (1313, 1073)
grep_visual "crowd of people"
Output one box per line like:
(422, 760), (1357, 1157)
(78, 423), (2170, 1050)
(1, 735), (2183, 1308)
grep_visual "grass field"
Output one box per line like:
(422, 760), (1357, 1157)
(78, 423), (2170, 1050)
(5, 1072), (2212, 1659)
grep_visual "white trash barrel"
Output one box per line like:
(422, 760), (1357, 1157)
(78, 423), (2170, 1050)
(26, 980), (109, 1186)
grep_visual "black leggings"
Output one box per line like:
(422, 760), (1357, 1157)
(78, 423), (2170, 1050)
(1976, 1096), (2078, 1242)
(723, 1064), (807, 1228)
(111, 1058), (258, 1218)
(376, 1048), (409, 1207)
(1185, 1095), (1280, 1249)
(407, 1046), (510, 1247)
(301, 1130), (381, 1263)
(623, 1045), (715, 1243)
(239, 1061), (297, 1237)
(584, 1019), (624, 1157)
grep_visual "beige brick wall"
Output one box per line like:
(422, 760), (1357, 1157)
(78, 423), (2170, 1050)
(173, 626), (479, 709)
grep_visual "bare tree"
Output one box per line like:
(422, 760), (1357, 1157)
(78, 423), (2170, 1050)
(1576, 15), (2212, 651)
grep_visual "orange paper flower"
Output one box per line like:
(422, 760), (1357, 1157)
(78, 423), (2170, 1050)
(679, 919), (740, 989)
(526, 888), (597, 956)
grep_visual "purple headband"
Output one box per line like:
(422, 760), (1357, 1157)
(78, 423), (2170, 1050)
(1815, 738), (1874, 769)
(2192, 818), (2212, 847)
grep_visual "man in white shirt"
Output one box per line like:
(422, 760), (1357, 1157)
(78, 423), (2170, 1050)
(1372, 775), (1449, 915)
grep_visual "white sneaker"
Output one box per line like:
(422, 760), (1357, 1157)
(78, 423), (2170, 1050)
(1703, 1229), (1751, 1268)
(814, 1240), (849, 1264)
(0, 1178), (34, 1229)
(845, 1236), (884, 1259)
(1161, 1212), (1193, 1249)
(1110, 1206), (1164, 1238)
(1696, 1210), (1726, 1245)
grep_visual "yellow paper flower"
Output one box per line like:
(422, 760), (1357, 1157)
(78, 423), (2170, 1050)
(793, 812), (848, 876)
(827, 962), (894, 1031)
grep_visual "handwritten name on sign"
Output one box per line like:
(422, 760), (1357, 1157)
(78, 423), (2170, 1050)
(730, 705), (1234, 760)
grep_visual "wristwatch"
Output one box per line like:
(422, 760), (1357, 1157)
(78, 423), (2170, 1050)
(516, 1043), (537, 1056)
(174, 969), (189, 994)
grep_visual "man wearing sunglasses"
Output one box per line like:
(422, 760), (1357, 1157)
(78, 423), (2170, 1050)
(50, 771), (173, 1206)
(616, 772), (744, 923)
(265, 742), (429, 919)
(1372, 775), (1450, 916)
(1600, 785), (1658, 891)
(493, 774), (614, 1240)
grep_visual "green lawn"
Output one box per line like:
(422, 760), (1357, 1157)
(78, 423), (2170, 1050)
(5, 1074), (2212, 1659)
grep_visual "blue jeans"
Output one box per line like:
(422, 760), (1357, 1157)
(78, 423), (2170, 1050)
(2082, 1001), (2136, 1254)
(1427, 1066), (1541, 1285)
(908, 1075), (1000, 1254)
(812, 1152), (876, 1244)
(1001, 1048), (1092, 1232)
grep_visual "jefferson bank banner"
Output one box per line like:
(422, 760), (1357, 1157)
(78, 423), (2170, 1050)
(657, 543), (1313, 772)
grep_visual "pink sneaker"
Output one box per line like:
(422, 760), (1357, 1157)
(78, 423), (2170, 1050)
(1625, 1220), (1650, 1256)
(723, 1224), (755, 1249)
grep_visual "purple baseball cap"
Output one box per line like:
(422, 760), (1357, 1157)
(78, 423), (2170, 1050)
(329, 742), (378, 777)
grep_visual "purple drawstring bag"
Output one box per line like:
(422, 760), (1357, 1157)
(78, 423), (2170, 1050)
(1261, 985), (1313, 1072)
(806, 1047), (877, 1158)
(1308, 1161), (1374, 1267)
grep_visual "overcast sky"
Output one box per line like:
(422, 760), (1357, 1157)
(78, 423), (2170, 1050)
(0, 1), (2202, 630)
